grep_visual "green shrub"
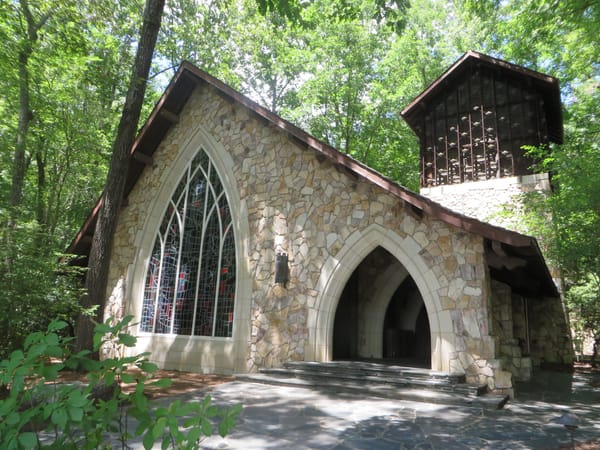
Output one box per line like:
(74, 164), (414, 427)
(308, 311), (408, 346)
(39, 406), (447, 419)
(0, 316), (241, 449)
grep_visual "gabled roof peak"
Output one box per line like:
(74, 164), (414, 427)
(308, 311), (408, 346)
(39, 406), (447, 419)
(401, 51), (563, 144)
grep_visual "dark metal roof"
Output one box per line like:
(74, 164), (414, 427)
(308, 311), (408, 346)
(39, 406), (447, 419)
(67, 61), (559, 297)
(401, 51), (563, 144)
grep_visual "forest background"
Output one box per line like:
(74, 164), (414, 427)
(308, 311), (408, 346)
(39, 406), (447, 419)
(0, 0), (598, 360)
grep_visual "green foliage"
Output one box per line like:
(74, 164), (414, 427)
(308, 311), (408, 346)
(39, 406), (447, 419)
(0, 0), (165, 359)
(256, 0), (303, 21)
(566, 274), (600, 363)
(0, 213), (84, 360)
(540, 133), (599, 353)
(520, 75), (600, 346)
(0, 316), (241, 449)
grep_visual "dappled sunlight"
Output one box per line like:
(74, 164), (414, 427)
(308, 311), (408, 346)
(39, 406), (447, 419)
(190, 375), (600, 449)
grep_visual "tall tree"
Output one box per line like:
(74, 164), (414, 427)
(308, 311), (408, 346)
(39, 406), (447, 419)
(0, 0), (111, 357)
(157, 0), (241, 85)
(9, 0), (51, 214)
(1, 0), (136, 237)
(232, 2), (307, 114)
(75, 0), (166, 353)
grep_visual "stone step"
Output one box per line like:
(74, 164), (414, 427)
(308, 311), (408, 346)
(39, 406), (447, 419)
(235, 361), (508, 410)
(260, 367), (478, 396)
(269, 361), (479, 395)
(284, 360), (466, 383)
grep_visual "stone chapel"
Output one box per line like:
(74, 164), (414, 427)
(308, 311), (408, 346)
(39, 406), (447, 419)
(69, 51), (573, 394)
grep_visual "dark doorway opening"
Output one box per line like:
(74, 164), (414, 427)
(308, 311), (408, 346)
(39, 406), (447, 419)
(383, 277), (431, 368)
(332, 273), (359, 360)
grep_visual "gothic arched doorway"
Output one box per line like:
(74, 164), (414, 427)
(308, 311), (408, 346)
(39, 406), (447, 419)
(332, 246), (431, 368)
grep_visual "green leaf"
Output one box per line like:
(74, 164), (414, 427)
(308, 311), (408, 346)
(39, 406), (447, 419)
(154, 406), (168, 418)
(68, 406), (84, 422)
(143, 430), (156, 450)
(18, 432), (37, 448)
(122, 314), (135, 325)
(120, 372), (136, 384)
(183, 417), (196, 428)
(201, 417), (213, 436)
(51, 408), (68, 429)
(118, 333), (137, 347)
(24, 332), (43, 350)
(186, 426), (201, 444)
(5, 411), (20, 426)
(149, 378), (172, 388)
(92, 333), (103, 352)
(41, 363), (60, 380)
(48, 320), (69, 332)
(67, 389), (88, 408)
(44, 332), (60, 346)
(94, 322), (112, 335)
(139, 361), (158, 373)
(218, 419), (229, 438)
(152, 417), (167, 439)
(45, 344), (65, 359)
(206, 405), (218, 417)
(9, 349), (24, 362)
(27, 343), (47, 359)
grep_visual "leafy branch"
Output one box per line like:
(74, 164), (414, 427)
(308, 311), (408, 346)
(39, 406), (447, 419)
(0, 316), (241, 449)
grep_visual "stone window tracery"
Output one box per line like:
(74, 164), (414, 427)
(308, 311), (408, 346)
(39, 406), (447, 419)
(140, 149), (236, 337)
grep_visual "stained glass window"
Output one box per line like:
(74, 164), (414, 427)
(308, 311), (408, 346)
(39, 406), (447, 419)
(140, 149), (236, 337)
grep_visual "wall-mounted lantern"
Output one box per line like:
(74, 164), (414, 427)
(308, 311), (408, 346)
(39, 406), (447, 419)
(275, 253), (289, 288)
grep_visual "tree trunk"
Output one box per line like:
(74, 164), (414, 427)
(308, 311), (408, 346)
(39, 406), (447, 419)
(10, 0), (49, 216)
(35, 146), (47, 227)
(75, 0), (166, 353)
(11, 49), (33, 213)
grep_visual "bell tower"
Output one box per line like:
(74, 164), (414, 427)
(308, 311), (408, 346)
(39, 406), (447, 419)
(401, 51), (563, 230)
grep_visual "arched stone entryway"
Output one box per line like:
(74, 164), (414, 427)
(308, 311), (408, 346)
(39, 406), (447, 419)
(306, 223), (455, 373)
(331, 247), (431, 369)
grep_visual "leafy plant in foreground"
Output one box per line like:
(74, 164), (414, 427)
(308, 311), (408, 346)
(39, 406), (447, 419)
(0, 316), (241, 449)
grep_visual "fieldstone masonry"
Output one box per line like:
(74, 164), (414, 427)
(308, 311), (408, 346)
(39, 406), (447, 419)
(103, 80), (569, 395)
(420, 173), (551, 234)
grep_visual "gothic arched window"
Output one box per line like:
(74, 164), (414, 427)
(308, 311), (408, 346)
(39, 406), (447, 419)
(140, 149), (236, 337)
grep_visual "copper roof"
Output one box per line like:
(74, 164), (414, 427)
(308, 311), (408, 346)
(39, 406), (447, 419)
(401, 51), (563, 144)
(67, 61), (559, 297)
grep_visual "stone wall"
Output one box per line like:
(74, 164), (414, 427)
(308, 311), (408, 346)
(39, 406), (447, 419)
(488, 279), (573, 385)
(105, 82), (509, 388)
(489, 281), (532, 384)
(528, 295), (574, 367)
(420, 173), (551, 233)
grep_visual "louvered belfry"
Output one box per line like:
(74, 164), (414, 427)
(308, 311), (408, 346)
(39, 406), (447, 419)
(401, 51), (563, 188)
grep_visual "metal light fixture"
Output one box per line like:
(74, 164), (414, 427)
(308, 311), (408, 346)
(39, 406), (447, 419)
(275, 253), (289, 288)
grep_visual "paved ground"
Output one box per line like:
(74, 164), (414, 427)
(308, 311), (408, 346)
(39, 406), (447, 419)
(144, 368), (600, 450)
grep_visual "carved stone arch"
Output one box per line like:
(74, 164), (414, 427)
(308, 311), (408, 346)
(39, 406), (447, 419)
(306, 223), (455, 372)
(125, 125), (251, 372)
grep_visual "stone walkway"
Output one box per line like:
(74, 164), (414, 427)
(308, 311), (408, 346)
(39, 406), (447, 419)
(145, 368), (600, 450)
(93, 368), (598, 449)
